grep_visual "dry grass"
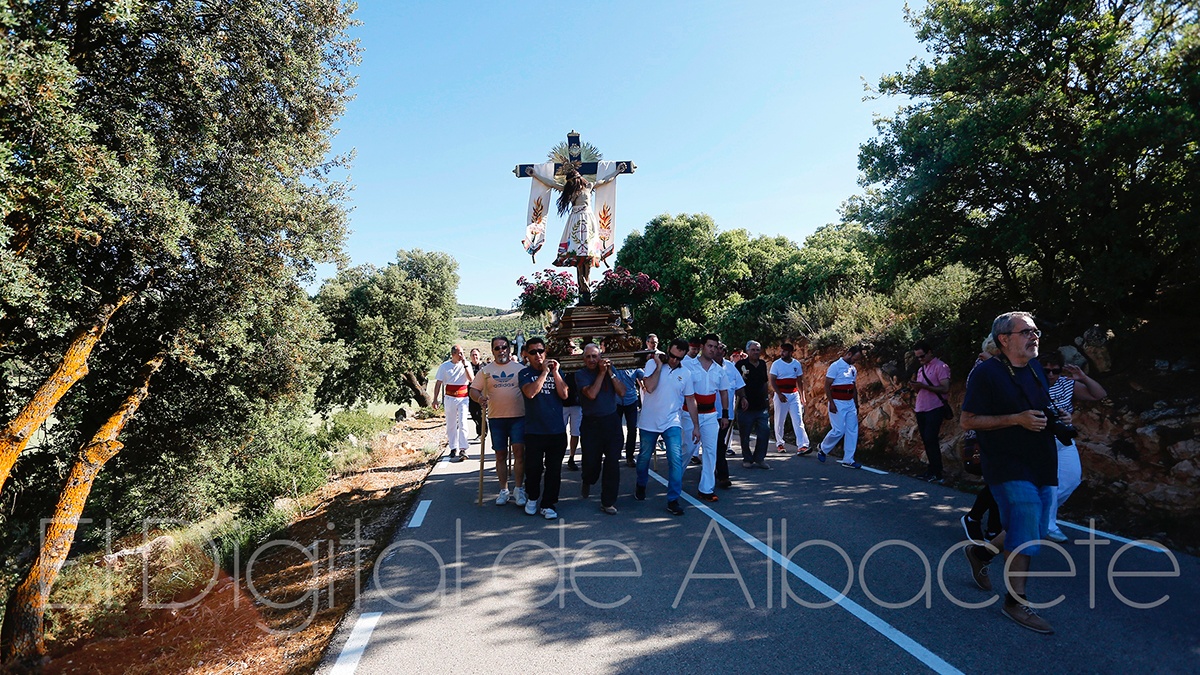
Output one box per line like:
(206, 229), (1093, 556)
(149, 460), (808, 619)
(39, 417), (447, 675)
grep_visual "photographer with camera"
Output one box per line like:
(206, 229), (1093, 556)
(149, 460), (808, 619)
(960, 311), (1065, 634)
(1038, 352), (1106, 543)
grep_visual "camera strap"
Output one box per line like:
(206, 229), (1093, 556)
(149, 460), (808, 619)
(996, 354), (1051, 410)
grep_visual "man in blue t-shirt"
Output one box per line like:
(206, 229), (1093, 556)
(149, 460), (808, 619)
(518, 338), (569, 520)
(614, 365), (643, 467)
(961, 311), (1062, 635)
(575, 343), (627, 514)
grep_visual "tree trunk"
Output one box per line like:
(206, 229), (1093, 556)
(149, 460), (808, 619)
(402, 371), (430, 408)
(0, 279), (150, 494)
(0, 352), (165, 666)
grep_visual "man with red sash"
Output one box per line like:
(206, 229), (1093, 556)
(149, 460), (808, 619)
(819, 345), (865, 468)
(769, 342), (811, 454)
(681, 333), (730, 502)
(433, 345), (474, 462)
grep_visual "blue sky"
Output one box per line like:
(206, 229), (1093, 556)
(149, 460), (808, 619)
(323, 2), (927, 309)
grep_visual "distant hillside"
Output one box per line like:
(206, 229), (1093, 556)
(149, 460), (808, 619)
(456, 303), (507, 317)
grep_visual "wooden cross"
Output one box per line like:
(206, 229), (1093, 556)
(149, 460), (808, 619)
(513, 130), (637, 178)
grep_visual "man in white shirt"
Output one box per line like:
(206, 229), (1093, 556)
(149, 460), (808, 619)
(682, 333), (730, 501)
(820, 345), (865, 468)
(713, 342), (745, 489)
(636, 338), (700, 516)
(432, 345), (473, 462)
(769, 342), (811, 455)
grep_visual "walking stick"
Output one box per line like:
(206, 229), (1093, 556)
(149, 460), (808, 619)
(478, 410), (487, 506)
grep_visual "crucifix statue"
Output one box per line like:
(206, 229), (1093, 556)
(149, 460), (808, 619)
(515, 131), (636, 305)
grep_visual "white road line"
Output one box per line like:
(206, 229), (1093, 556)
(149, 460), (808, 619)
(407, 499), (432, 528)
(1056, 519), (1169, 553)
(649, 470), (963, 675)
(861, 465), (889, 475)
(330, 611), (382, 675)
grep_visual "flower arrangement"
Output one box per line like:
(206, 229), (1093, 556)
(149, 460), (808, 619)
(514, 269), (578, 319)
(592, 266), (660, 307)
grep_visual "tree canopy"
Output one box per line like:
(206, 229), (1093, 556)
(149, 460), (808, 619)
(315, 250), (460, 410)
(852, 0), (1200, 320)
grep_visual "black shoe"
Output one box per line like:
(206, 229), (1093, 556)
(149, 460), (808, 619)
(626, 458), (636, 467)
(718, 479), (733, 489)
(567, 460), (579, 471)
(916, 472), (934, 481)
(690, 456), (702, 465)
(581, 482), (590, 498)
(961, 514), (985, 544)
(666, 501), (684, 516)
(697, 492), (718, 503)
(635, 485), (646, 501)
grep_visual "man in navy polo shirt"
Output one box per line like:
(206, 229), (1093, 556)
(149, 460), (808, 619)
(961, 311), (1061, 634)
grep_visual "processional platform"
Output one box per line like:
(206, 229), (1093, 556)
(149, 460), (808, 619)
(545, 306), (650, 371)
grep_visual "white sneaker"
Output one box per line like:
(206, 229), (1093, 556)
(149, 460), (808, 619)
(524, 498), (538, 515)
(1046, 529), (1068, 543)
(514, 487), (528, 506)
(495, 488), (510, 506)
(540, 507), (558, 520)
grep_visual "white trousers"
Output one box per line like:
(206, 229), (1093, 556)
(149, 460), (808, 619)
(821, 399), (858, 463)
(681, 412), (719, 494)
(774, 392), (810, 449)
(1048, 439), (1081, 533)
(444, 395), (470, 450)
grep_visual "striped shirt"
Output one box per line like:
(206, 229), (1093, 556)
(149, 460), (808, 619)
(1048, 376), (1075, 413)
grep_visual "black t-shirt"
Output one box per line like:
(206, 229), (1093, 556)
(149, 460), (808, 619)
(736, 359), (769, 411)
(962, 357), (1057, 486)
(561, 370), (580, 407)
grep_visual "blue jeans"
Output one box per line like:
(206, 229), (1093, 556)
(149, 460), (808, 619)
(991, 480), (1054, 556)
(637, 427), (683, 502)
(737, 408), (770, 464)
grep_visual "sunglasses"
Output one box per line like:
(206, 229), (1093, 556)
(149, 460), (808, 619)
(492, 345), (509, 351)
(1045, 367), (1062, 374)
(667, 352), (683, 360)
(527, 348), (546, 355)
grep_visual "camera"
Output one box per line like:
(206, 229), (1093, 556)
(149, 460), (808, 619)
(1042, 404), (1078, 445)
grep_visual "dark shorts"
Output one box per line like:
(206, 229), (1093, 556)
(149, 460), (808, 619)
(488, 417), (525, 453)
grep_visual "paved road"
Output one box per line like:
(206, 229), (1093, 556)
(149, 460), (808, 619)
(317, 437), (1199, 674)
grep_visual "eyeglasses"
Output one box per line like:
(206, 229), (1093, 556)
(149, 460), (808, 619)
(914, 352), (929, 360)
(1003, 328), (1042, 339)
(1045, 367), (1062, 374)
(527, 349), (545, 355)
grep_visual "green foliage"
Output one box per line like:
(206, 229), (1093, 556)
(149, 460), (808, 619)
(790, 264), (981, 361)
(315, 250), (460, 409)
(456, 304), (506, 317)
(454, 316), (545, 342)
(854, 0), (1200, 321)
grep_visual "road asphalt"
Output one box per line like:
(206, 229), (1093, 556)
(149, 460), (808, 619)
(317, 434), (1199, 674)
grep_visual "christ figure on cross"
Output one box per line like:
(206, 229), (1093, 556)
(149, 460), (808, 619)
(517, 131), (635, 305)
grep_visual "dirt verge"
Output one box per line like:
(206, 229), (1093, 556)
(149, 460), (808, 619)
(38, 417), (447, 675)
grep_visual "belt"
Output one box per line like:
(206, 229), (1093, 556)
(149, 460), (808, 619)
(830, 384), (854, 401)
(775, 377), (797, 394)
(445, 384), (469, 397)
(695, 393), (717, 415)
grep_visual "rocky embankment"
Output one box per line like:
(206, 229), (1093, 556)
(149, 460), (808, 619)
(790, 331), (1199, 546)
